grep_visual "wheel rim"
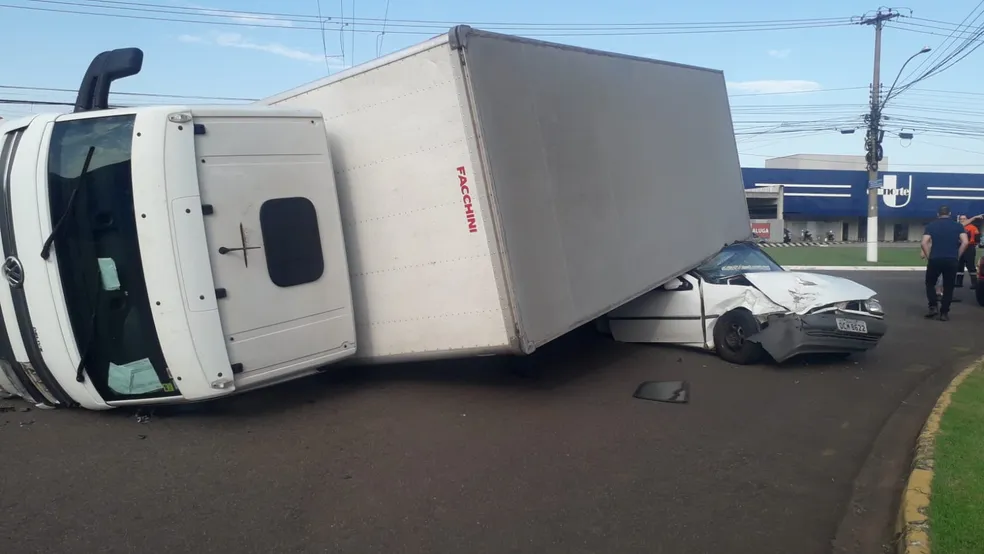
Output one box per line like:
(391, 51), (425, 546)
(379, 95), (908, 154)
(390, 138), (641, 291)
(725, 323), (745, 350)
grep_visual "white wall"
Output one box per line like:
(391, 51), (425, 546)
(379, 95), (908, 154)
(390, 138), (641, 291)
(784, 219), (851, 241)
(764, 154), (889, 171)
(782, 218), (924, 242)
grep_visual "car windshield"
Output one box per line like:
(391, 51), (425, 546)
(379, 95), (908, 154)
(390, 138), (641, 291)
(47, 114), (177, 401)
(694, 243), (784, 283)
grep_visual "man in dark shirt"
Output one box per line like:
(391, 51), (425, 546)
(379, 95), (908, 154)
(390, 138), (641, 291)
(921, 205), (969, 320)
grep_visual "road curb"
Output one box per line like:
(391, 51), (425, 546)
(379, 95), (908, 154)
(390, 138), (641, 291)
(895, 357), (984, 554)
(784, 265), (923, 271)
(759, 241), (920, 248)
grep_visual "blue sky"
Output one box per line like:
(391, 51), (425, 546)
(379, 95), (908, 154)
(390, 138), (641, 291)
(3, 0), (984, 171)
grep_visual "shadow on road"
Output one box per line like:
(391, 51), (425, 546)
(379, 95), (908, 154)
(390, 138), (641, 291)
(139, 325), (638, 419)
(139, 324), (881, 422)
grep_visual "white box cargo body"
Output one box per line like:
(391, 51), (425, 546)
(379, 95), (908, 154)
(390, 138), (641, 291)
(262, 25), (751, 362)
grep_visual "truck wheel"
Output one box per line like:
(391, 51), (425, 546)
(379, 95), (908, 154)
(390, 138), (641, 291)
(713, 309), (764, 365)
(976, 283), (984, 307)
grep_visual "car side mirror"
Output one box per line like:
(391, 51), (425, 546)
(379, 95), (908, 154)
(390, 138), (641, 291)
(661, 277), (692, 291)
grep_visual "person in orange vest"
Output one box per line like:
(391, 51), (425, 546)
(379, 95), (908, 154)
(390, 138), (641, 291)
(955, 213), (984, 289)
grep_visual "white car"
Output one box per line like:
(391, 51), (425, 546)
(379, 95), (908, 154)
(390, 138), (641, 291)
(600, 242), (886, 364)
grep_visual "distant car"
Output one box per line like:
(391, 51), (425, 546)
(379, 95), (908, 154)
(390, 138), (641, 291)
(600, 242), (887, 364)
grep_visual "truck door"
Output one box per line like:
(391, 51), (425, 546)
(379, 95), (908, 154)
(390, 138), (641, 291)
(190, 114), (356, 381)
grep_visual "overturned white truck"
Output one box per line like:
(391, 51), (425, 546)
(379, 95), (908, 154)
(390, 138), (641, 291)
(0, 26), (752, 409)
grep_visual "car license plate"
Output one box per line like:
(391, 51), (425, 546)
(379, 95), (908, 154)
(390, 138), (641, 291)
(835, 318), (868, 334)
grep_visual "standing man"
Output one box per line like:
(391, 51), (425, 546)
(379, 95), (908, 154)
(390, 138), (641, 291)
(922, 205), (969, 321)
(955, 213), (984, 289)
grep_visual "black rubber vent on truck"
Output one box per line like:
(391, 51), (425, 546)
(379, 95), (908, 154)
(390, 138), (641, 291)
(258, 197), (325, 288)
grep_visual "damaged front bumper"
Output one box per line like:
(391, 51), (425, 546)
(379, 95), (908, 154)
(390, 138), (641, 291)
(747, 312), (886, 363)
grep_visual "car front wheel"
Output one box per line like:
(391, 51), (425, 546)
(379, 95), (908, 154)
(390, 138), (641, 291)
(713, 309), (765, 365)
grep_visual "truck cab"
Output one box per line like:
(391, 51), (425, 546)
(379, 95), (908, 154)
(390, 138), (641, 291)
(0, 104), (357, 409)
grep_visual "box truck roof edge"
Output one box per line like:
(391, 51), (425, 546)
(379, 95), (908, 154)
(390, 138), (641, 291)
(264, 25), (728, 107)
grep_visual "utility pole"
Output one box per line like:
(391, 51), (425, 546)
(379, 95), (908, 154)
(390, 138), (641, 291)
(859, 9), (901, 262)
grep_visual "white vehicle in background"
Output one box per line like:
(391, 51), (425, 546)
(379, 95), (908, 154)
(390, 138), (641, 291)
(601, 242), (887, 363)
(0, 26), (754, 409)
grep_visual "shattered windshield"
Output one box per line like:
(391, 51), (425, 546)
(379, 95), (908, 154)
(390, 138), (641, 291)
(694, 243), (784, 283)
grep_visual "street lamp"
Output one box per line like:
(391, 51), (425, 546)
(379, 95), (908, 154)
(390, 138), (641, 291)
(865, 45), (931, 263)
(883, 46), (932, 107)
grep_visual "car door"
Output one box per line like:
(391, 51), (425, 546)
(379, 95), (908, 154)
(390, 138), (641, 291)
(606, 274), (706, 346)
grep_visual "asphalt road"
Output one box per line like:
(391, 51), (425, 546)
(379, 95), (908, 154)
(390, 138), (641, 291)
(2, 271), (982, 554)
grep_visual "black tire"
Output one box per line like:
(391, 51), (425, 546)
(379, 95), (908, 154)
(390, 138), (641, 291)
(713, 309), (765, 365)
(976, 283), (984, 307)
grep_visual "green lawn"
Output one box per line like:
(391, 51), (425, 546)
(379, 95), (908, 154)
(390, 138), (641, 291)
(767, 246), (927, 267)
(931, 368), (984, 554)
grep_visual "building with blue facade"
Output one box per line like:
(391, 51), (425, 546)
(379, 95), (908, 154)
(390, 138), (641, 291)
(741, 167), (984, 242)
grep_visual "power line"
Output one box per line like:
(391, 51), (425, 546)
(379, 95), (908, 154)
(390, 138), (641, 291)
(0, 98), (76, 106)
(916, 139), (984, 156)
(727, 86), (867, 98)
(37, 0), (854, 28)
(895, 3), (984, 87)
(0, 98), (132, 110)
(315, 0), (331, 74)
(889, 4), (984, 98)
(1, 1), (856, 36)
(376, 0), (392, 57)
(350, 0), (356, 66)
(0, 82), (874, 101)
(0, 84), (256, 102)
(890, 19), (984, 42)
(904, 87), (984, 98)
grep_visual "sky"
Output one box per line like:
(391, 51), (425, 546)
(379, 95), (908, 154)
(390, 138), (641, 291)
(3, 0), (984, 171)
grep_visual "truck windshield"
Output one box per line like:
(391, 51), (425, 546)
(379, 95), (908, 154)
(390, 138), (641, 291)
(47, 115), (178, 401)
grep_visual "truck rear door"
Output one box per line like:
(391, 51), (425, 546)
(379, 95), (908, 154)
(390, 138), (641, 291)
(190, 112), (356, 384)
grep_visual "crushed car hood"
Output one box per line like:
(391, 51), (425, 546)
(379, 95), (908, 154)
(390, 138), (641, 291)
(742, 271), (877, 314)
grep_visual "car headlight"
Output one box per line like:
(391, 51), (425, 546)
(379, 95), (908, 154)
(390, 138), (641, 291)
(865, 297), (883, 315)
